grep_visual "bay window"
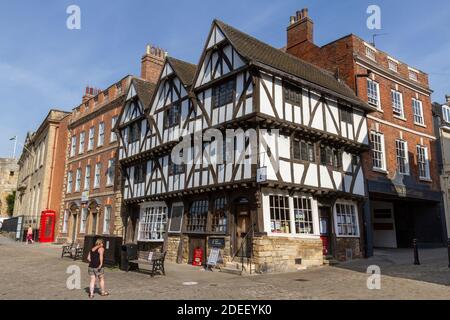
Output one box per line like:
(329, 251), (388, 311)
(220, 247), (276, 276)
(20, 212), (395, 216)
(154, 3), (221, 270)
(138, 204), (168, 241)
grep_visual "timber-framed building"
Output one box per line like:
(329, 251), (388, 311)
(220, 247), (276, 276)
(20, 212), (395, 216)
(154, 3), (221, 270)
(117, 20), (376, 272)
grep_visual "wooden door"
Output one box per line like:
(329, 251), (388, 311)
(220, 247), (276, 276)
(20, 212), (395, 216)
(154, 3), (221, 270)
(188, 237), (206, 265)
(235, 205), (251, 257)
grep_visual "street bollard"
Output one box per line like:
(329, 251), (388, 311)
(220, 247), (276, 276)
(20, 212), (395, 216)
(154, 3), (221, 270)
(448, 239), (450, 268)
(413, 239), (420, 265)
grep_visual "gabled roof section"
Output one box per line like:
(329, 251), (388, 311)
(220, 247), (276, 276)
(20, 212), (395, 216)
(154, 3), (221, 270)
(214, 20), (373, 111)
(132, 77), (156, 110)
(166, 57), (197, 88)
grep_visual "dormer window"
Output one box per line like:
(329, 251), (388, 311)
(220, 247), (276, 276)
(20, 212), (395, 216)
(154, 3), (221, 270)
(365, 45), (376, 61)
(388, 59), (398, 72)
(409, 69), (419, 81)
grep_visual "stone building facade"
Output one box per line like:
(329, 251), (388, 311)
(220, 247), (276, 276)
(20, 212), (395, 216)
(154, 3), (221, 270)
(288, 8), (445, 254)
(432, 96), (450, 241)
(0, 158), (19, 218)
(13, 110), (71, 232)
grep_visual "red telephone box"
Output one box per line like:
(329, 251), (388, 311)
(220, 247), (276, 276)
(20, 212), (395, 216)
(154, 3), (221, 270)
(192, 247), (204, 266)
(39, 210), (56, 243)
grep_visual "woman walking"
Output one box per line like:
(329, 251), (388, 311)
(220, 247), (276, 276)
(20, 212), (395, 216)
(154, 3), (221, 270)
(87, 239), (110, 298)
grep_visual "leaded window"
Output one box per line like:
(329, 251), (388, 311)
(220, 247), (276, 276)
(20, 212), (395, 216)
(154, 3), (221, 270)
(284, 83), (302, 105)
(134, 163), (147, 184)
(211, 197), (227, 233)
(164, 103), (181, 128)
(186, 200), (208, 233)
(293, 140), (315, 162)
(340, 105), (353, 124)
(212, 80), (234, 108)
(320, 146), (342, 169)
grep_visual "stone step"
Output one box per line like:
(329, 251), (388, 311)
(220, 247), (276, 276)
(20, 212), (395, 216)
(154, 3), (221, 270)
(220, 266), (243, 276)
(323, 258), (339, 266)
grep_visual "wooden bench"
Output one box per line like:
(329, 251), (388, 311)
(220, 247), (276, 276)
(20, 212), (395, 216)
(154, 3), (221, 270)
(128, 250), (166, 277)
(61, 242), (84, 261)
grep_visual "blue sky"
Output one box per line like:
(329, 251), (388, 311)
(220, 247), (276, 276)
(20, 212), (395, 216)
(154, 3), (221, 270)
(1, 0), (449, 158)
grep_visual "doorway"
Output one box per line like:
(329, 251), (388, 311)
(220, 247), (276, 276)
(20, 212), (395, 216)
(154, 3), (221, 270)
(234, 199), (251, 258)
(319, 207), (333, 256)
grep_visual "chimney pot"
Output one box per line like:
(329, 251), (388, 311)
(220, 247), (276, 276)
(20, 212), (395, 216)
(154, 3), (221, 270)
(290, 16), (296, 25)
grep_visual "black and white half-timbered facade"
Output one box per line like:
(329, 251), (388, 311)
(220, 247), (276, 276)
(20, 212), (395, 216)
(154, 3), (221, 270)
(117, 20), (376, 273)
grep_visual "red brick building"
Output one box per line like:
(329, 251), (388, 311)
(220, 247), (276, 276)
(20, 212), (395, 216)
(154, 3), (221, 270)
(286, 9), (445, 254)
(57, 46), (164, 244)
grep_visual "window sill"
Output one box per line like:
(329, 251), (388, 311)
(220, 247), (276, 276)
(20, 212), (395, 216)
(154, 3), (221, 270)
(267, 233), (320, 239)
(414, 122), (427, 128)
(369, 103), (383, 112)
(372, 168), (388, 175)
(336, 235), (361, 239)
(393, 115), (407, 122)
(419, 178), (432, 183)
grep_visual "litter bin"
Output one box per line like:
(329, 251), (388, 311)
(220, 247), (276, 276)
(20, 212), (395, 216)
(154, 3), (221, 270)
(120, 244), (138, 271)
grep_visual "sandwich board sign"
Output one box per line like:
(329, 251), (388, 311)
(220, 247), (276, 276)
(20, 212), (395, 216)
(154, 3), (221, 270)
(207, 247), (221, 268)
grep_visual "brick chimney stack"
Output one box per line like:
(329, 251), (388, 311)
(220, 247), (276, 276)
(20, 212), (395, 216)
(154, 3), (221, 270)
(82, 86), (100, 103)
(141, 44), (166, 84)
(286, 8), (315, 54)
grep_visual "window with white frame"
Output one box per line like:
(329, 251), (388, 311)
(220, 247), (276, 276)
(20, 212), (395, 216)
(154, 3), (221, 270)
(391, 90), (404, 118)
(79, 132), (85, 154)
(67, 171), (73, 193)
(412, 99), (424, 125)
(388, 59), (398, 72)
(75, 168), (82, 192)
(335, 202), (359, 237)
(98, 122), (105, 146)
(409, 70), (418, 81)
(103, 206), (111, 234)
(62, 210), (69, 233)
(370, 131), (386, 171)
(70, 136), (77, 157)
(138, 205), (168, 241)
(396, 140), (409, 175)
(88, 127), (95, 151)
(269, 195), (291, 234)
(443, 105), (450, 123)
(367, 79), (380, 107)
(80, 208), (88, 234)
(94, 163), (101, 188)
(84, 166), (91, 191)
(106, 159), (115, 186)
(110, 116), (118, 143)
(365, 45), (376, 61)
(417, 145), (430, 179)
(293, 197), (314, 235)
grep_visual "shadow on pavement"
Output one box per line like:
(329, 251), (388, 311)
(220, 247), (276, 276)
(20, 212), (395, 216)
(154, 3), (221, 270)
(334, 248), (450, 287)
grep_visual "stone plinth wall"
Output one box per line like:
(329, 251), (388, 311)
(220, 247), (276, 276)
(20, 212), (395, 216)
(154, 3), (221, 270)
(253, 236), (323, 273)
(335, 237), (362, 261)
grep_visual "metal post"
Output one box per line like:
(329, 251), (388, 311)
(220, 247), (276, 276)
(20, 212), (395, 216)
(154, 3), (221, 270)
(413, 239), (420, 265)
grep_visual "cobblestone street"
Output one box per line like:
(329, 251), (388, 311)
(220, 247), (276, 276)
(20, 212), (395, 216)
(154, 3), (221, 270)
(0, 236), (448, 300)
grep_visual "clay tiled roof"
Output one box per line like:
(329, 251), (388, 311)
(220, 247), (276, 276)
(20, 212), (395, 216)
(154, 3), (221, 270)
(167, 57), (197, 87)
(215, 20), (373, 111)
(132, 78), (156, 109)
